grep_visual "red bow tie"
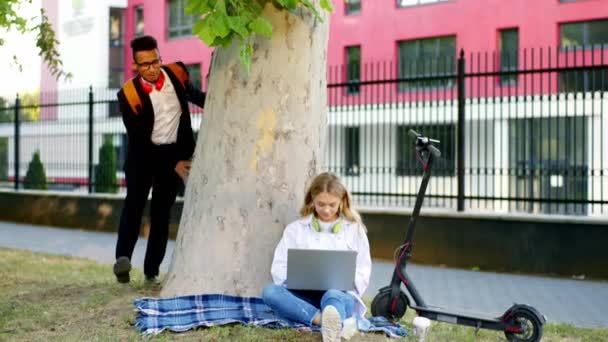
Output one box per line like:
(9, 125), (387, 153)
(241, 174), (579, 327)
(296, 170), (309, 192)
(139, 72), (165, 94)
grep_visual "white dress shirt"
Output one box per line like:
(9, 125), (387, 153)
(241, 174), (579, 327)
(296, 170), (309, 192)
(148, 69), (182, 145)
(270, 214), (372, 317)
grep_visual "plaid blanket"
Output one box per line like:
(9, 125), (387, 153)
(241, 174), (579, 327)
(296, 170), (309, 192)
(134, 294), (408, 338)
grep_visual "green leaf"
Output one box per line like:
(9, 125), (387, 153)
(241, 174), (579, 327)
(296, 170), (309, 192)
(193, 19), (217, 46)
(212, 32), (235, 49)
(227, 15), (250, 40)
(208, 13), (231, 38)
(248, 17), (272, 38)
(185, 0), (212, 15)
(320, 0), (333, 12)
(187, 0), (334, 72)
(274, 0), (298, 10)
(214, 0), (227, 14)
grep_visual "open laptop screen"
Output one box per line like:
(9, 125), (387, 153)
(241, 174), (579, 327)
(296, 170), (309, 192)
(286, 248), (357, 291)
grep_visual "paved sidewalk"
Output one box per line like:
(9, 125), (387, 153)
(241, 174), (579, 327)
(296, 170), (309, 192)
(1, 221), (607, 328)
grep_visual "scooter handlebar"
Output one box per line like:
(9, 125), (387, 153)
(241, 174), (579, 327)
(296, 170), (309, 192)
(428, 144), (442, 158)
(408, 129), (421, 139)
(408, 129), (442, 158)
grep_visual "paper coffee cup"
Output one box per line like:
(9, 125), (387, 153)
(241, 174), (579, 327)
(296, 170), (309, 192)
(412, 316), (431, 342)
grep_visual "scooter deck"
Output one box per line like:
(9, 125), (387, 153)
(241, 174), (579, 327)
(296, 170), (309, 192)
(410, 304), (505, 329)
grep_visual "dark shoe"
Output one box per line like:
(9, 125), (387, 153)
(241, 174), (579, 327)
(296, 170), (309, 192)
(113, 256), (131, 283)
(144, 275), (161, 286)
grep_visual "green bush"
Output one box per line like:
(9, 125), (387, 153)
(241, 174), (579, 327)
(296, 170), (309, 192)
(23, 150), (48, 190)
(94, 137), (118, 193)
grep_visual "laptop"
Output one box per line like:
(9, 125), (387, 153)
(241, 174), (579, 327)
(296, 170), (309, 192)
(286, 248), (357, 291)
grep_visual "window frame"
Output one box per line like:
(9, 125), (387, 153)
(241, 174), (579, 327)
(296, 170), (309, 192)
(134, 5), (144, 38)
(345, 0), (361, 16)
(185, 63), (202, 89)
(109, 7), (125, 88)
(397, 35), (457, 92)
(109, 7), (124, 48)
(559, 19), (608, 51)
(397, 0), (450, 9)
(344, 126), (361, 176)
(345, 45), (361, 95)
(499, 28), (519, 86)
(167, 0), (195, 39)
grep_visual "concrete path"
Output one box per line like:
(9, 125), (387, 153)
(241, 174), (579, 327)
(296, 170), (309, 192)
(1, 221), (607, 328)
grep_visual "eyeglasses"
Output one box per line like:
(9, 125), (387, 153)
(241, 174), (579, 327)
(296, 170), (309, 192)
(136, 58), (162, 70)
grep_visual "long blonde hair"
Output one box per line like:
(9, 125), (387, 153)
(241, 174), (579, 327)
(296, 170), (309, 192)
(299, 172), (362, 224)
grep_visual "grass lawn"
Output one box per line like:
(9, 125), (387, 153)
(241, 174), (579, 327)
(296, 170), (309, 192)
(0, 247), (606, 341)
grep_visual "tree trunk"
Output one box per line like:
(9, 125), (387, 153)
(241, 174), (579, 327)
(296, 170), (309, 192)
(161, 3), (329, 297)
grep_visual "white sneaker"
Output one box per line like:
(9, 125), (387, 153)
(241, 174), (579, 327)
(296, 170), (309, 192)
(341, 317), (358, 340)
(321, 305), (342, 342)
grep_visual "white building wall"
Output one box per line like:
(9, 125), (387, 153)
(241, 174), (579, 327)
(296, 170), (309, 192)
(42, 0), (127, 121)
(55, 0), (127, 90)
(1, 94), (607, 214)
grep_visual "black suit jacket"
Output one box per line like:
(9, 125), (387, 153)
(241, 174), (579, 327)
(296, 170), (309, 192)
(116, 62), (205, 171)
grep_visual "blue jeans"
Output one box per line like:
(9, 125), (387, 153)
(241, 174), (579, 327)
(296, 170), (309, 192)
(262, 284), (355, 325)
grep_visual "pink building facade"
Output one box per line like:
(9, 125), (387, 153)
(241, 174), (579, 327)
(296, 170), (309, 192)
(122, 0), (608, 90)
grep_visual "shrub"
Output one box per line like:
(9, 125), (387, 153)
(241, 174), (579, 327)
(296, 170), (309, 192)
(94, 137), (118, 193)
(23, 150), (48, 190)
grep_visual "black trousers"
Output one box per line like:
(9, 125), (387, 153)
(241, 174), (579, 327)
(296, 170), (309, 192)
(115, 144), (181, 277)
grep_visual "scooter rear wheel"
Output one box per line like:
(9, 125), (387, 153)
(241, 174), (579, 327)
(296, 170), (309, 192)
(504, 309), (543, 342)
(371, 286), (409, 321)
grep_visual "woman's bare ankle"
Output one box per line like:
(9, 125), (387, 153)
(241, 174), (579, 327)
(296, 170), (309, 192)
(311, 312), (321, 326)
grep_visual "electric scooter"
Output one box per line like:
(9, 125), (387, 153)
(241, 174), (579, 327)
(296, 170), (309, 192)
(371, 129), (546, 342)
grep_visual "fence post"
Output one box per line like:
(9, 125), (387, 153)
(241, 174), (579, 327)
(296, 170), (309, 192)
(88, 86), (94, 193)
(457, 49), (466, 211)
(14, 95), (20, 190)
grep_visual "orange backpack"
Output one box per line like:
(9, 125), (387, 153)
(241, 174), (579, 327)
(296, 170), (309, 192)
(122, 63), (189, 115)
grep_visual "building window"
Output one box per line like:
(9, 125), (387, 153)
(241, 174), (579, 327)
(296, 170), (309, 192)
(508, 117), (588, 214)
(168, 0), (195, 38)
(134, 6), (144, 37)
(499, 28), (518, 86)
(346, 46), (361, 95)
(345, 0), (361, 15)
(396, 124), (455, 176)
(109, 8), (124, 47)
(398, 0), (449, 8)
(109, 8), (125, 88)
(398, 36), (456, 92)
(108, 69), (124, 89)
(560, 69), (608, 93)
(186, 63), (202, 89)
(559, 19), (608, 92)
(108, 100), (121, 118)
(560, 19), (608, 50)
(109, 42), (124, 88)
(345, 126), (360, 176)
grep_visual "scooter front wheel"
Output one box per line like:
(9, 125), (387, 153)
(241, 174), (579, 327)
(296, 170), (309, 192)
(371, 286), (409, 321)
(504, 309), (543, 342)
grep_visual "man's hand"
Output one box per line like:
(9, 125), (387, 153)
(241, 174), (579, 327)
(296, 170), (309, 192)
(175, 160), (192, 184)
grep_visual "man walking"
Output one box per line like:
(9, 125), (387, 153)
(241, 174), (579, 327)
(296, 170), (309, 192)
(113, 35), (205, 284)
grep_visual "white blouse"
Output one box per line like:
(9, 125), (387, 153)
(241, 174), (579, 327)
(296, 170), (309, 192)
(270, 214), (372, 316)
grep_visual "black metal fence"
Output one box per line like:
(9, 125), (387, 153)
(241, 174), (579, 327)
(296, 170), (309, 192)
(0, 47), (607, 216)
(326, 47), (607, 216)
